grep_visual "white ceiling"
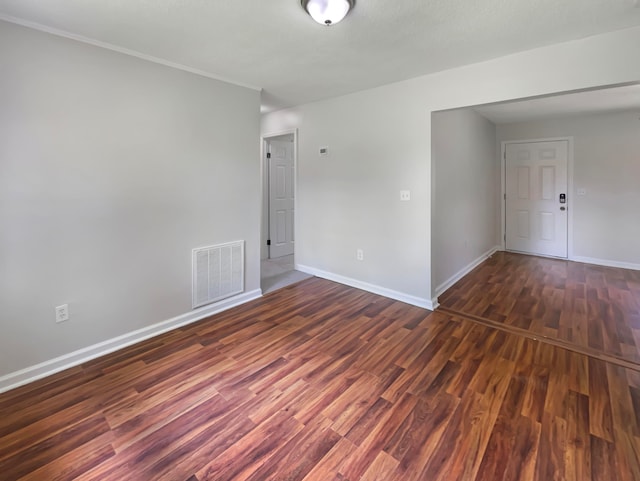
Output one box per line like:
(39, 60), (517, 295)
(473, 83), (640, 124)
(1, 0), (640, 112)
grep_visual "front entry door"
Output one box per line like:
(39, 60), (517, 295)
(505, 140), (568, 258)
(268, 139), (295, 258)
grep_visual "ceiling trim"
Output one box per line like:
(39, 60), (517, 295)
(0, 14), (262, 92)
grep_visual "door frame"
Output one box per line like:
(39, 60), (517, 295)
(500, 137), (574, 259)
(260, 129), (298, 262)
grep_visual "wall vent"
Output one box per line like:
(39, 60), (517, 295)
(192, 241), (244, 309)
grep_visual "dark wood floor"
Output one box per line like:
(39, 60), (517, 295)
(439, 251), (640, 366)
(1, 276), (639, 480)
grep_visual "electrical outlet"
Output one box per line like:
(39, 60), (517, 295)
(356, 249), (364, 261)
(55, 304), (69, 323)
(400, 190), (411, 201)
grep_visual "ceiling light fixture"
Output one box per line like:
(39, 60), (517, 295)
(301, 0), (355, 26)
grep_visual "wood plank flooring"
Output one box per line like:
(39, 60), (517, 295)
(438, 251), (640, 366)
(1, 276), (639, 480)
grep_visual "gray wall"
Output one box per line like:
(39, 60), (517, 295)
(432, 109), (499, 293)
(497, 110), (640, 266)
(0, 21), (261, 376)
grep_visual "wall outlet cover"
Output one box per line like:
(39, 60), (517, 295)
(55, 304), (70, 323)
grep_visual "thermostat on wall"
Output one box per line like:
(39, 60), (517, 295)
(319, 147), (328, 156)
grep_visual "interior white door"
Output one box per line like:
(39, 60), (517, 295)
(268, 139), (295, 258)
(505, 140), (568, 258)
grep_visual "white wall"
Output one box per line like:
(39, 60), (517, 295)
(262, 25), (640, 304)
(0, 21), (261, 378)
(497, 110), (640, 267)
(432, 109), (499, 294)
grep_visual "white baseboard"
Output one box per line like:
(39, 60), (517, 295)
(430, 297), (440, 310)
(435, 245), (502, 298)
(570, 256), (640, 272)
(296, 264), (435, 310)
(0, 289), (262, 394)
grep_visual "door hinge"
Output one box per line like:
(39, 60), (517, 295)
(267, 153), (271, 159)
(504, 193), (506, 200)
(267, 239), (271, 246)
(504, 150), (506, 160)
(504, 233), (506, 242)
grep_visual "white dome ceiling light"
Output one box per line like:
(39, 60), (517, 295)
(301, 0), (355, 26)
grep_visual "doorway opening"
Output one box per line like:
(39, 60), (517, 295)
(432, 81), (640, 368)
(431, 81), (640, 301)
(260, 130), (312, 294)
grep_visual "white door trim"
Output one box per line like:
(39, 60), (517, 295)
(260, 129), (298, 262)
(501, 137), (574, 259)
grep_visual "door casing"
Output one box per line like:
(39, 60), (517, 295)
(267, 138), (295, 258)
(260, 129), (298, 262)
(501, 137), (574, 259)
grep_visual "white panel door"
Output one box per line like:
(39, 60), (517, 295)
(268, 139), (295, 258)
(505, 140), (568, 258)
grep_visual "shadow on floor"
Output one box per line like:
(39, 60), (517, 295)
(261, 254), (313, 294)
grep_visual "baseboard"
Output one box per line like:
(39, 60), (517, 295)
(430, 297), (440, 311)
(570, 256), (640, 272)
(435, 245), (502, 297)
(0, 289), (262, 394)
(296, 264), (435, 310)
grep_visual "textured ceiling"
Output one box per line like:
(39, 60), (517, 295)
(1, 0), (640, 112)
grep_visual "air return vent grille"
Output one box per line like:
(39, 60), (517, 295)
(192, 241), (244, 309)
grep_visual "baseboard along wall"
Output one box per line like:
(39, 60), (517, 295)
(296, 264), (437, 311)
(0, 289), (262, 394)
(5, 250), (635, 394)
(570, 255), (640, 272)
(435, 246), (503, 299)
